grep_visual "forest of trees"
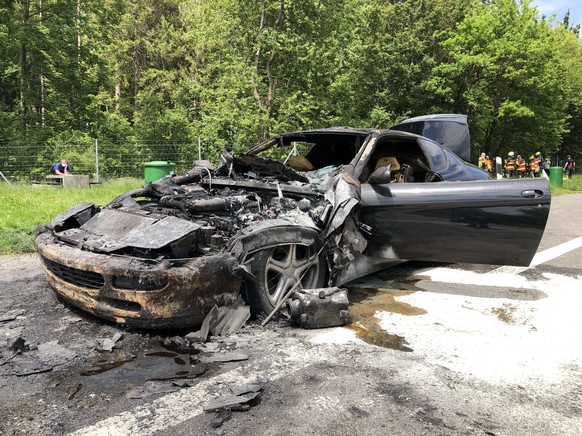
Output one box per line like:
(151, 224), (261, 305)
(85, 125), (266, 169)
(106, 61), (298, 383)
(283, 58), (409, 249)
(1, 0), (581, 178)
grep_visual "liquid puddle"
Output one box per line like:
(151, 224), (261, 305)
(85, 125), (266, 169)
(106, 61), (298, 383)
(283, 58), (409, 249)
(145, 351), (178, 358)
(346, 287), (427, 352)
(80, 358), (134, 376)
(147, 365), (207, 381)
(143, 341), (205, 381)
(160, 342), (200, 356)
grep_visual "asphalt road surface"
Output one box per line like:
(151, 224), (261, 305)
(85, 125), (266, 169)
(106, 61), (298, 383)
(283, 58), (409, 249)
(1, 193), (581, 435)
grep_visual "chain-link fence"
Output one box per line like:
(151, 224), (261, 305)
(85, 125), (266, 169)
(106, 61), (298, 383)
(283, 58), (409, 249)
(0, 140), (210, 183)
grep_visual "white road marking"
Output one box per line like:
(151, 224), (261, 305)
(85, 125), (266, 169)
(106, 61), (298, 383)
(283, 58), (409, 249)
(72, 342), (323, 435)
(530, 236), (582, 266)
(492, 235), (582, 275)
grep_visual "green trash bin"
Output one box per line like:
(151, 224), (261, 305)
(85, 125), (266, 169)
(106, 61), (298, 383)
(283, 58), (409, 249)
(144, 161), (176, 183)
(549, 166), (563, 188)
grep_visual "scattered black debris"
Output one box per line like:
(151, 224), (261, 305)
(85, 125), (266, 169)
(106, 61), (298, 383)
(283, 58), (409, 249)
(210, 409), (232, 428)
(0, 309), (26, 323)
(200, 351), (249, 363)
(203, 383), (263, 413)
(98, 332), (124, 352)
(198, 298), (251, 341)
(7, 337), (28, 353)
(8, 342), (66, 376)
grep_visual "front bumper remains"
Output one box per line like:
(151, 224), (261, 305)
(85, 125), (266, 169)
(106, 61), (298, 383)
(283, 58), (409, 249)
(36, 232), (242, 329)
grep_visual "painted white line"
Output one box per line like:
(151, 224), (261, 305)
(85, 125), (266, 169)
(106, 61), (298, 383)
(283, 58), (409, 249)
(530, 236), (582, 266)
(492, 236), (582, 275)
(71, 342), (322, 436)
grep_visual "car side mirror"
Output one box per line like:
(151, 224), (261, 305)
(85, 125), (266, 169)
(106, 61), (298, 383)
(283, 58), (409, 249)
(368, 165), (392, 184)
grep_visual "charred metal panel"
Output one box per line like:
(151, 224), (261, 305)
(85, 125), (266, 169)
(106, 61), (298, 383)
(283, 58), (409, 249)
(36, 232), (242, 329)
(287, 288), (350, 329)
(76, 209), (200, 253)
(51, 202), (97, 230)
(234, 154), (308, 182)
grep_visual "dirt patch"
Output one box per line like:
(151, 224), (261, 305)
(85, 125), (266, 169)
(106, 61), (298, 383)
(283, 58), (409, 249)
(491, 303), (518, 324)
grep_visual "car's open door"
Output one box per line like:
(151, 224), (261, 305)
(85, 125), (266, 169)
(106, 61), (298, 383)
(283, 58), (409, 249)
(359, 178), (550, 266)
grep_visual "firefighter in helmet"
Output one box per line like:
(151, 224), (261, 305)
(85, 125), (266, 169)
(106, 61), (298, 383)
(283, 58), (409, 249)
(505, 151), (517, 178)
(516, 154), (527, 178)
(529, 154), (541, 177)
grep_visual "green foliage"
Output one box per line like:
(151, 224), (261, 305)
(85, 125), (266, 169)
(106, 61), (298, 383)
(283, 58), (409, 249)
(0, 0), (581, 168)
(429, 0), (568, 160)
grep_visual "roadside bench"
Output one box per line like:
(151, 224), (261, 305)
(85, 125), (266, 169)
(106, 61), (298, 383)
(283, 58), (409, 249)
(45, 174), (90, 188)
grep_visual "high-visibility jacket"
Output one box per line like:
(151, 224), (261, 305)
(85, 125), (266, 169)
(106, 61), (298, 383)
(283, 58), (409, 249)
(485, 158), (492, 171)
(478, 156), (487, 169)
(517, 159), (526, 172)
(529, 159), (540, 172)
(505, 157), (516, 171)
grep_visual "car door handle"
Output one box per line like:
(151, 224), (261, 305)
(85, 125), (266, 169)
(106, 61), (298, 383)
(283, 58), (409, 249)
(521, 189), (544, 199)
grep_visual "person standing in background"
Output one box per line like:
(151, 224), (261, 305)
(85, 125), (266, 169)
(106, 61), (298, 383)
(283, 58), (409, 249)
(478, 152), (487, 170)
(505, 151), (517, 178)
(543, 157), (551, 177)
(563, 155), (576, 180)
(516, 155), (527, 178)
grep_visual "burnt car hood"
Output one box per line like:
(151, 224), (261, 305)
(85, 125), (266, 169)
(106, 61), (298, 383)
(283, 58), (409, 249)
(57, 209), (200, 255)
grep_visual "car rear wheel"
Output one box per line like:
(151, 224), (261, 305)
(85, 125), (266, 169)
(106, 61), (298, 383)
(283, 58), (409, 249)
(247, 243), (326, 315)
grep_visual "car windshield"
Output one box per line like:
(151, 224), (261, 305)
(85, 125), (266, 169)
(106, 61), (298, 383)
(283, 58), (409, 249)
(248, 131), (369, 171)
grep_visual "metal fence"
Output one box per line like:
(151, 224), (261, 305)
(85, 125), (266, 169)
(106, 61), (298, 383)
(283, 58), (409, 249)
(0, 140), (208, 183)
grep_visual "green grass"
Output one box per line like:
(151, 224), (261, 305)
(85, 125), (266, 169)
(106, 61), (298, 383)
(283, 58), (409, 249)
(548, 173), (582, 195)
(0, 178), (142, 254)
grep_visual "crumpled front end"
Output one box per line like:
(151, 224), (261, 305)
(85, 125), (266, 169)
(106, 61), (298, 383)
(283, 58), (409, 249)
(35, 154), (372, 328)
(36, 231), (242, 329)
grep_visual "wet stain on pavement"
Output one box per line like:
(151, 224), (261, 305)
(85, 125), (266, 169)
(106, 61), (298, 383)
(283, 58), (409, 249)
(346, 287), (426, 352)
(145, 351), (178, 358)
(160, 342), (200, 356)
(80, 358), (134, 376)
(146, 364), (207, 381)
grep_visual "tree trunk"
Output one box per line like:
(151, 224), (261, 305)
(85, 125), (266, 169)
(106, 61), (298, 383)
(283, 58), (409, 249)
(19, 0), (31, 137)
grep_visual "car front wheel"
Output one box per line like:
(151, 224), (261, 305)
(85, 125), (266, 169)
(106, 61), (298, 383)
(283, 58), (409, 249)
(247, 243), (326, 315)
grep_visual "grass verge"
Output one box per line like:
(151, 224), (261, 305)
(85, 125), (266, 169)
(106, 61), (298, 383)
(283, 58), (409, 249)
(0, 179), (142, 254)
(547, 173), (582, 195)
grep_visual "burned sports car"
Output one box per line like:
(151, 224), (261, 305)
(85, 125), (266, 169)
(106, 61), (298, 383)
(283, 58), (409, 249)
(36, 114), (551, 328)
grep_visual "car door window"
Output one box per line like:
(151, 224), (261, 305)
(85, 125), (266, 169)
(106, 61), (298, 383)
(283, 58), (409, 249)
(418, 138), (449, 173)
